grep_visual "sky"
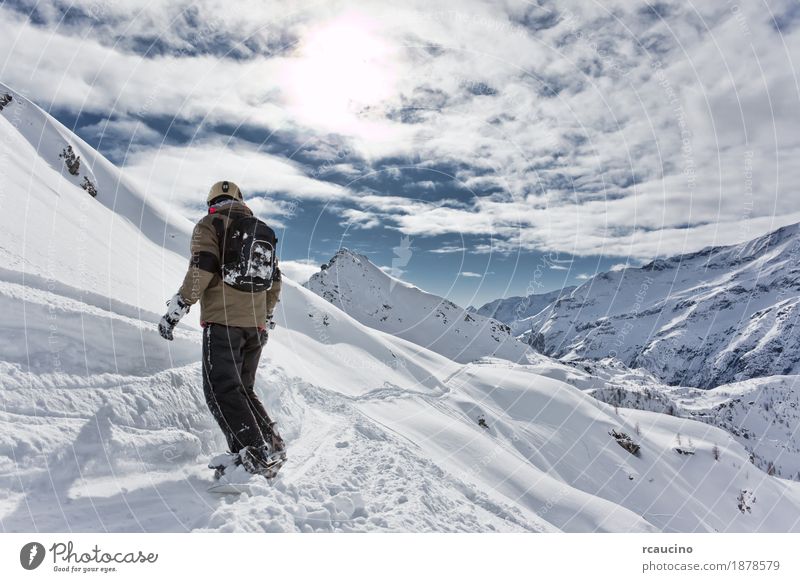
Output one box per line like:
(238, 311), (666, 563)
(1, 0), (799, 308)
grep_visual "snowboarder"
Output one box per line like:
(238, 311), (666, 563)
(158, 180), (286, 480)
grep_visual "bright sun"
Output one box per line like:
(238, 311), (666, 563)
(284, 15), (397, 134)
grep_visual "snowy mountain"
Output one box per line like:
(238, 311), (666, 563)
(470, 286), (576, 334)
(0, 82), (192, 316)
(3, 82), (800, 532)
(525, 224), (800, 388)
(580, 363), (800, 481)
(674, 376), (800, 480)
(305, 248), (532, 364)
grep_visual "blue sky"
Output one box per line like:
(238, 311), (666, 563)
(2, 0), (799, 307)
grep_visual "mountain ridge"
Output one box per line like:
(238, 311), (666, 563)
(520, 221), (800, 388)
(470, 286), (578, 334)
(305, 247), (533, 364)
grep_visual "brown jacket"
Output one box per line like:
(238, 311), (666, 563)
(179, 200), (281, 328)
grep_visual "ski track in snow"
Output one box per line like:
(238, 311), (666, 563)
(0, 358), (542, 533)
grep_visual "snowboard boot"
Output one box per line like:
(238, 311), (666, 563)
(266, 422), (287, 462)
(208, 451), (241, 480)
(239, 443), (287, 479)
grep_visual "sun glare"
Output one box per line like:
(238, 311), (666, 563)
(284, 14), (397, 134)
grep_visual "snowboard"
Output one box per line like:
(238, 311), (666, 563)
(206, 451), (287, 495)
(207, 463), (272, 495)
(207, 477), (269, 495)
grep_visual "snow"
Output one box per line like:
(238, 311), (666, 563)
(560, 359), (800, 484)
(2, 81), (800, 532)
(647, 375), (800, 480)
(470, 286), (577, 334)
(521, 224), (800, 388)
(305, 248), (533, 364)
(0, 82), (192, 317)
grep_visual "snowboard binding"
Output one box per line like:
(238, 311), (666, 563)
(239, 444), (287, 480)
(208, 444), (287, 482)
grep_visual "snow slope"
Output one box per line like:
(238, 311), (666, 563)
(525, 224), (800, 388)
(584, 366), (800, 482)
(2, 82), (800, 532)
(305, 249), (532, 365)
(0, 81), (192, 316)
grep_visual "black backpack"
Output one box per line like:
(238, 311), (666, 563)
(212, 214), (278, 293)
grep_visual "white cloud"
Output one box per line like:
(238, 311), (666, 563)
(0, 7), (290, 130)
(121, 138), (352, 220)
(411, 180), (437, 190)
(339, 208), (381, 229)
(279, 259), (321, 284)
(245, 197), (299, 229)
(81, 118), (162, 144)
(460, 271), (482, 278)
(2, 0), (799, 260)
(429, 245), (465, 254)
(379, 265), (406, 278)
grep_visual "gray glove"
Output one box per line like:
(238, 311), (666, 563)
(158, 293), (190, 341)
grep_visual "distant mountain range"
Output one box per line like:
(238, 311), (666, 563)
(522, 223), (800, 388)
(308, 222), (800, 390)
(469, 287), (576, 334)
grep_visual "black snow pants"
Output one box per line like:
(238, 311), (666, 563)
(202, 323), (283, 454)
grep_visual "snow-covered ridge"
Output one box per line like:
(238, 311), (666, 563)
(523, 223), (800, 388)
(470, 286), (577, 335)
(305, 248), (532, 364)
(0, 81), (193, 315)
(0, 81), (191, 256)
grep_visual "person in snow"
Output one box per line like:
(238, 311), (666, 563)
(158, 180), (286, 477)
